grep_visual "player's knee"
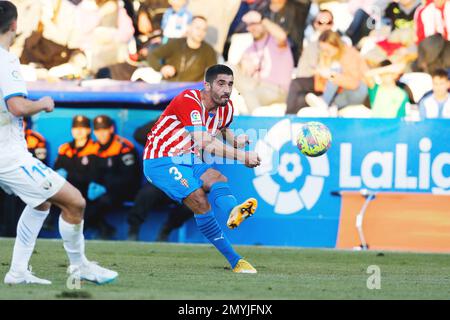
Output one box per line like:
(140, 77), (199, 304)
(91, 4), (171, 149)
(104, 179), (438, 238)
(35, 201), (51, 211)
(202, 173), (228, 192)
(194, 196), (211, 213)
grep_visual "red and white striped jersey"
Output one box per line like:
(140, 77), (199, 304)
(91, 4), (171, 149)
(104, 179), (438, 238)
(143, 89), (234, 159)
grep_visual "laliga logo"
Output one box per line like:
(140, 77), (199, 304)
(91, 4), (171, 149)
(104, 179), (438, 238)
(252, 119), (329, 215)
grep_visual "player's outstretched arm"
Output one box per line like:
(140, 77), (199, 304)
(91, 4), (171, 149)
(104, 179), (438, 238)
(7, 96), (54, 117)
(221, 128), (252, 149)
(192, 130), (260, 168)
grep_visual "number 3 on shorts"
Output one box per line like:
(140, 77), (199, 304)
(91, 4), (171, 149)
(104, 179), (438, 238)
(169, 166), (183, 181)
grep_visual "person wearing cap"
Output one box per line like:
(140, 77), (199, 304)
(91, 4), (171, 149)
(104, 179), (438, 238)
(86, 115), (141, 239)
(54, 115), (98, 199)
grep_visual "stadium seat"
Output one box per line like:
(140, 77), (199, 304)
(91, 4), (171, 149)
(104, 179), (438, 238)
(399, 72), (433, 103)
(296, 106), (329, 117)
(252, 103), (287, 117)
(338, 105), (372, 118)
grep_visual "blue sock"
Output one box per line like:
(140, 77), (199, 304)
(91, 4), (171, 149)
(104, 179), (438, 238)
(194, 210), (241, 268)
(209, 181), (238, 216)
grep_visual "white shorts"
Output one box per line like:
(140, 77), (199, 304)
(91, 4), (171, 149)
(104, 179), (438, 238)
(0, 153), (66, 208)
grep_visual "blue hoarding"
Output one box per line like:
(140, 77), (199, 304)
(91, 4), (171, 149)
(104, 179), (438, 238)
(33, 109), (450, 247)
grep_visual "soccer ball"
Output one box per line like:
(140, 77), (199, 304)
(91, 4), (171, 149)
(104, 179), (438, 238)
(296, 121), (332, 157)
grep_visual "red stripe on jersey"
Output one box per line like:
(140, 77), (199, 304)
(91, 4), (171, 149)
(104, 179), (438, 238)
(144, 89), (235, 160)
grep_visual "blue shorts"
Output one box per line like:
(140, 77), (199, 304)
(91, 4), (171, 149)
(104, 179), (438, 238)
(144, 154), (212, 203)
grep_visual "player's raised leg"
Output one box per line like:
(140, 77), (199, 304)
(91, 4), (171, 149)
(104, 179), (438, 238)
(200, 169), (257, 230)
(184, 188), (251, 273)
(195, 169), (257, 274)
(48, 182), (118, 284)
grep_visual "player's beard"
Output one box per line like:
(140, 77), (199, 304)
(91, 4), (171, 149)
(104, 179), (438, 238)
(214, 93), (230, 107)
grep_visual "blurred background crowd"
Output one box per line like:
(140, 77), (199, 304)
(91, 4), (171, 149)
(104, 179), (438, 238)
(1, 0), (449, 240)
(7, 0), (450, 118)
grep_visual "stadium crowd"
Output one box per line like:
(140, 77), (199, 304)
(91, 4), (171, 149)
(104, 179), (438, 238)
(1, 0), (449, 239)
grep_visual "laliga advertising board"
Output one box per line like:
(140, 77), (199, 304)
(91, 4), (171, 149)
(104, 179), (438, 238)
(215, 117), (450, 247)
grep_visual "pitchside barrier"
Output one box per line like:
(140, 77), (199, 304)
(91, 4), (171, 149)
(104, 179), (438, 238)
(28, 81), (450, 253)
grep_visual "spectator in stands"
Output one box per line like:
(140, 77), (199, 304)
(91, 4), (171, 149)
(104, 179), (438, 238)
(286, 9), (340, 114)
(415, 33), (450, 73)
(364, 60), (409, 118)
(286, 30), (368, 114)
(415, 0), (449, 44)
(303, 9), (344, 48)
(345, 0), (390, 46)
(233, 10), (293, 114)
(127, 120), (193, 241)
(384, 0), (420, 31)
(129, 0), (169, 52)
(145, 15), (217, 81)
(54, 115), (98, 199)
(358, 0), (420, 69)
(86, 115), (141, 239)
(73, 0), (135, 73)
(259, 0), (310, 64)
(419, 68), (450, 118)
(160, 0), (192, 44)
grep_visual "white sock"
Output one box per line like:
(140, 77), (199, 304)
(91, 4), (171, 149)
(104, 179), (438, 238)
(58, 215), (88, 266)
(10, 205), (49, 274)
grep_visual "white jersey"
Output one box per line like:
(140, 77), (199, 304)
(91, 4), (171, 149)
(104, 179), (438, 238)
(0, 45), (29, 173)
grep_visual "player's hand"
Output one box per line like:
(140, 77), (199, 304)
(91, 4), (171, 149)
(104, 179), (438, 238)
(39, 96), (55, 113)
(161, 65), (176, 79)
(234, 134), (252, 149)
(243, 151), (261, 168)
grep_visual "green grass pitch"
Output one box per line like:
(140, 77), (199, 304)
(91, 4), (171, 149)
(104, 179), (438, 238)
(0, 238), (449, 299)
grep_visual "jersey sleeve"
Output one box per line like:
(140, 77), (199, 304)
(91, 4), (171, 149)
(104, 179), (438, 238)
(174, 91), (206, 132)
(0, 54), (28, 102)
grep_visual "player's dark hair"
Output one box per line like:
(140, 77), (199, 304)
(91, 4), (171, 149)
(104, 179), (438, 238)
(0, 1), (17, 35)
(431, 68), (449, 80)
(205, 64), (233, 84)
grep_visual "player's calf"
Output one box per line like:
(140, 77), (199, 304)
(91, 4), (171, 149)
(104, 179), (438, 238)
(200, 169), (228, 193)
(183, 188), (211, 214)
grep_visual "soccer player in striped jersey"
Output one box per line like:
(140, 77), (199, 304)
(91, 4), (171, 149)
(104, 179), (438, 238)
(143, 64), (261, 273)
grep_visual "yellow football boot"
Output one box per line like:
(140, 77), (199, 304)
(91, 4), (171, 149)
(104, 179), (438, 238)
(227, 198), (257, 229)
(232, 259), (257, 274)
